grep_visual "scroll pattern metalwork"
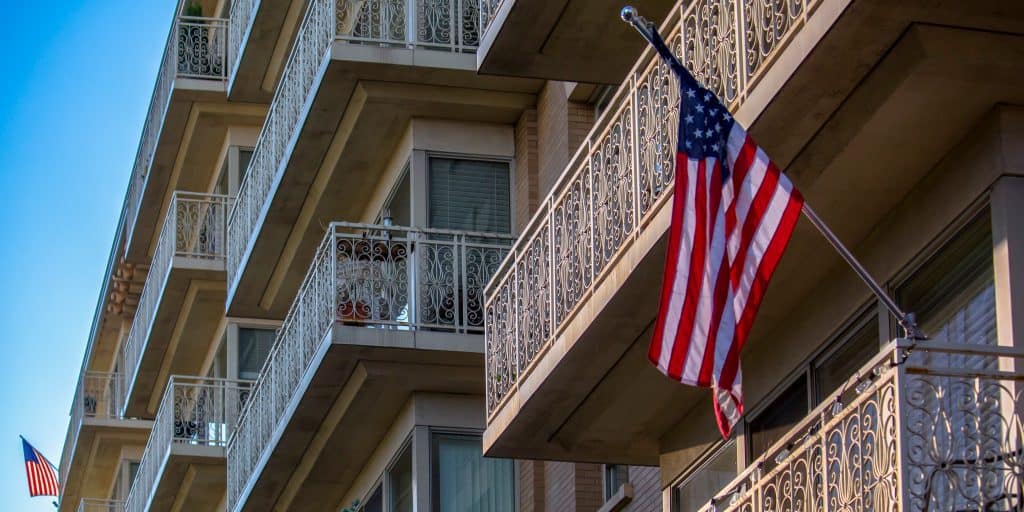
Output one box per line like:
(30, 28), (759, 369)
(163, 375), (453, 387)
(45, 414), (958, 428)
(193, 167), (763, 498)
(227, 223), (510, 511)
(334, 0), (481, 50)
(229, 0), (256, 79)
(699, 343), (1023, 512)
(125, 377), (252, 512)
(121, 193), (229, 415)
(76, 500), (124, 512)
(59, 372), (126, 496)
(229, 0), (483, 286)
(125, 16), (227, 249)
(228, 0), (334, 288)
(483, 0), (827, 417)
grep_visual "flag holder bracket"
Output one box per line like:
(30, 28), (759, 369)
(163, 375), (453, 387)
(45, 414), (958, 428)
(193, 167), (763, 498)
(619, 5), (926, 343)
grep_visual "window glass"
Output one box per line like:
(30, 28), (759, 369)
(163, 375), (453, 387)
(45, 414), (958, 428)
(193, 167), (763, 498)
(432, 433), (515, 512)
(896, 211), (994, 346)
(381, 166), (411, 227)
(673, 442), (737, 512)
(604, 464), (629, 501)
(238, 327), (275, 380)
(238, 147), (254, 187)
(428, 158), (511, 233)
(360, 485), (382, 512)
(747, 377), (808, 461)
(388, 443), (413, 512)
(814, 318), (878, 401)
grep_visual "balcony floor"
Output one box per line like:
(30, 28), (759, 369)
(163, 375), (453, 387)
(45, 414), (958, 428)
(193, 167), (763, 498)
(233, 325), (485, 512)
(227, 45), (537, 320)
(126, 82), (266, 264)
(478, 0), (678, 83)
(59, 420), (151, 512)
(125, 260), (226, 419)
(146, 446), (227, 512)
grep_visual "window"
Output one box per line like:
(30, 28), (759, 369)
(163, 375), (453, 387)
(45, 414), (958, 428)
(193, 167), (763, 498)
(603, 464), (629, 501)
(747, 377), (808, 461)
(428, 158), (511, 233)
(896, 210), (994, 347)
(238, 327), (275, 380)
(813, 315), (879, 402)
(388, 443), (413, 512)
(359, 485), (383, 512)
(431, 433), (514, 512)
(673, 442), (737, 512)
(380, 166), (411, 227)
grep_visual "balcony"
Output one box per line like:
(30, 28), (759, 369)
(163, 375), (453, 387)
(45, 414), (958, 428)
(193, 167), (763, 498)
(698, 341), (1023, 511)
(123, 14), (233, 262)
(76, 499), (123, 512)
(227, 0), (306, 101)
(58, 373), (150, 512)
(481, 0), (1024, 464)
(477, 0), (676, 83)
(225, 0), (536, 319)
(121, 193), (229, 418)
(125, 377), (252, 512)
(227, 223), (512, 511)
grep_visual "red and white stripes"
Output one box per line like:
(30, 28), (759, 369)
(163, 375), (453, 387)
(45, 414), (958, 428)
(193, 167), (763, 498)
(650, 123), (803, 438)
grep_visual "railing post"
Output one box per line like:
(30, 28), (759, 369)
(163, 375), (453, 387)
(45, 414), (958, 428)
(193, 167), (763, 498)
(892, 350), (911, 511)
(630, 72), (641, 240)
(734, 0), (747, 101)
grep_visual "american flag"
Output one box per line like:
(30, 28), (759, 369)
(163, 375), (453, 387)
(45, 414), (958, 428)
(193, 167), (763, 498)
(647, 33), (804, 439)
(22, 437), (59, 497)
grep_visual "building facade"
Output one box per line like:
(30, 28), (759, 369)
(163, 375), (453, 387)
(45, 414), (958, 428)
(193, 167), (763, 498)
(60, 0), (1024, 511)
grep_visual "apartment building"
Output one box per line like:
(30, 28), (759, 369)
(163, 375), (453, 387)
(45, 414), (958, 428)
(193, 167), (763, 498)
(481, 0), (1024, 511)
(60, 0), (667, 511)
(59, 0), (1024, 512)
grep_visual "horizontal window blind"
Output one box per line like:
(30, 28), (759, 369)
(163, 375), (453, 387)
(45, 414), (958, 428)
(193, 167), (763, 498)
(429, 158), (511, 233)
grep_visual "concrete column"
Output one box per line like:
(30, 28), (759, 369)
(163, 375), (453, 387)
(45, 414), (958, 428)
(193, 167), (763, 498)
(991, 176), (1024, 372)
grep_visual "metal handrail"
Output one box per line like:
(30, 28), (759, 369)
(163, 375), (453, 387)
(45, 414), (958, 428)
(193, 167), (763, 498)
(700, 340), (1024, 512)
(124, 15), (229, 257)
(124, 376), (253, 512)
(120, 193), (230, 415)
(225, 222), (511, 511)
(483, 0), (828, 417)
(227, 0), (484, 288)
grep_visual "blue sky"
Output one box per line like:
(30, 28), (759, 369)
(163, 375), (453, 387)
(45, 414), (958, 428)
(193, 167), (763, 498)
(0, 1), (175, 509)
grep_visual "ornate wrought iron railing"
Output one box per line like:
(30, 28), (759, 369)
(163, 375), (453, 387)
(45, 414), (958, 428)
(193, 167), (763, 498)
(229, 0), (257, 83)
(125, 15), (229, 256)
(697, 340), (1024, 512)
(225, 222), (511, 511)
(121, 192), (230, 413)
(76, 499), (124, 512)
(483, 0), (825, 417)
(227, 0), (482, 289)
(59, 372), (127, 496)
(124, 377), (252, 512)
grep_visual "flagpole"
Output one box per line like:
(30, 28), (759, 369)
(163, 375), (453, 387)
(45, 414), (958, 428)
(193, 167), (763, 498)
(620, 6), (926, 340)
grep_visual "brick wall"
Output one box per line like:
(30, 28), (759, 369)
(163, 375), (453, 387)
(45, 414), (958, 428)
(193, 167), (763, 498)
(622, 466), (662, 512)
(518, 460), (546, 512)
(537, 81), (595, 201)
(514, 108), (539, 233)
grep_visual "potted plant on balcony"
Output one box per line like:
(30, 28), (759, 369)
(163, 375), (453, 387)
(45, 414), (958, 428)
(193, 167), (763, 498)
(184, 0), (203, 17)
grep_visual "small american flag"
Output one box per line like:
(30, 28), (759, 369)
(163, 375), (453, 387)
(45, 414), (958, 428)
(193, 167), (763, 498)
(22, 437), (59, 497)
(647, 32), (804, 439)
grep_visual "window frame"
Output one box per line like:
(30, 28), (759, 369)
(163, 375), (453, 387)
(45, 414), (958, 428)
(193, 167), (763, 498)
(427, 427), (517, 512)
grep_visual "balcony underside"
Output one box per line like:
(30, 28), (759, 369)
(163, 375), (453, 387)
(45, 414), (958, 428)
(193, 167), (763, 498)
(226, 47), (537, 319)
(125, 262), (226, 418)
(235, 326), (484, 512)
(483, 5), (1024, 464)
(477, 0), (677, 83)
(59, 420), (151, 512)
(126, 84), (266, 263)
(229, 0), (305, 102)
(147, 447), (227, 512)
